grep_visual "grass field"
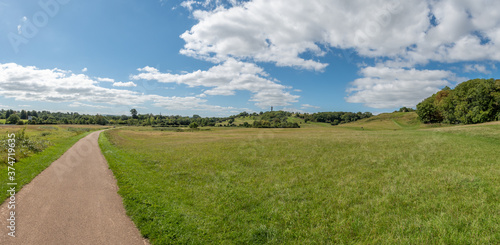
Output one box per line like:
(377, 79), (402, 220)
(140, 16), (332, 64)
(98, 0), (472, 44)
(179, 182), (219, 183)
(1, 125), (107, 200)
(99, 113), (500, 244)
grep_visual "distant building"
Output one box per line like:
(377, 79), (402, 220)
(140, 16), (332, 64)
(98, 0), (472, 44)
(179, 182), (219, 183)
(28, 116), (33, 120)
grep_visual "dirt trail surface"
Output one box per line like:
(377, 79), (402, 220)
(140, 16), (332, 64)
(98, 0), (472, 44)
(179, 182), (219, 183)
(0, 130), (148, 245)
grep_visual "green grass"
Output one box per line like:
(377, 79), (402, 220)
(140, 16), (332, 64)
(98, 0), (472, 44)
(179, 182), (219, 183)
(217, 115), (333, 128)
(99, 119), (500, 244)
(337, 112), (419, 130)
(1, 125), (105, 200)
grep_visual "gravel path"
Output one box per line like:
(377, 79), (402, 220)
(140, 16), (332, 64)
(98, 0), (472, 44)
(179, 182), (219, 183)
(0, 130), (148, 244)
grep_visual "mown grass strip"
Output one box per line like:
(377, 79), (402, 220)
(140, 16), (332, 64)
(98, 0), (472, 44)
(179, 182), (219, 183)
(1, 130), (95, 201)
(98, 131), (165, 243)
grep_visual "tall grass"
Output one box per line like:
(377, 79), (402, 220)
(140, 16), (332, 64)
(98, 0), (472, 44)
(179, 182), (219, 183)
(100, 123), (500, 244)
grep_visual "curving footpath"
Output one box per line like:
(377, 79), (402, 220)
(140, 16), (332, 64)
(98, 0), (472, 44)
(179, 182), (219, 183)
(0, 130), (148, 245)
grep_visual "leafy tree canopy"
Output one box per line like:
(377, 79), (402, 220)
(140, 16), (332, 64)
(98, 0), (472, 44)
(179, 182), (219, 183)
(417, 78), (500, 124)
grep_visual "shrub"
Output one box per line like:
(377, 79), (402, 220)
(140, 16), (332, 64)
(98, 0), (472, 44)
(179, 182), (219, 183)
(189, 122), (199, 129)
(6, 114), (20, 124)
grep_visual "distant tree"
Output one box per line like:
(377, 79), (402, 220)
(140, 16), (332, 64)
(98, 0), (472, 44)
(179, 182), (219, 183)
(6, 114), (20, 124)
(20, 110), (27, 119)
(28, 117), (37, 124)
(398, 107), (415, 112)
(130, 108), (138, 119)
(5, 109), (13, 119)
(189, 122), (199, 129)
(95, 114), (107, 125)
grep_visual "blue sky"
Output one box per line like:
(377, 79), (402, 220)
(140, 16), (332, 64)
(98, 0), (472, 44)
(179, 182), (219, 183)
(0, 0), (498, 116)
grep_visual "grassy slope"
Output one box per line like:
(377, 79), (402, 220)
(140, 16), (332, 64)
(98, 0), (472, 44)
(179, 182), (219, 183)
(100, 119), (500, 244)
(337, 112), (420, 130)
(1, 125), (104, 200)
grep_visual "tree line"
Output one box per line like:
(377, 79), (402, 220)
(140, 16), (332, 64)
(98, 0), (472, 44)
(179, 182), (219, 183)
(227, 111), (372, 128)
(417, 78), (500, 124)
(298, 111), (373, 125)
(1, 108), (373, 127)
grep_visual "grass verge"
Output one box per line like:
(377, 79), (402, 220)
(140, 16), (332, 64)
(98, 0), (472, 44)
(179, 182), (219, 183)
(1, 126), (100, 201)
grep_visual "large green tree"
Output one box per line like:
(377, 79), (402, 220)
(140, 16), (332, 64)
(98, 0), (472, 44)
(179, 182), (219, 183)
(417, 78), (500, 124)
(6, 114), (20, 124)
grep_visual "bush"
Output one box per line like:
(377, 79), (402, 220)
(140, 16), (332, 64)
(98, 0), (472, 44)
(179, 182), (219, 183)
(6, 114), (20, 124)
(189, 122), (199, 129)
(0, 128), (52, 165)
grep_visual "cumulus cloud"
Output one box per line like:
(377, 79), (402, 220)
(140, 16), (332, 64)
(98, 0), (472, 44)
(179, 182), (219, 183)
(180, 0), (500, 70)
(96, 77), (114, 83)
(180, 0), (240, 11)
(346, 66), (458, 108)
(82, 67), (88, 72)
(176, 0), (500, 109)
(0, 63), (148, 105)
(132, 58), (299, 108)
(152, 96), (236, 111)
(180, 0), (197, 11)
(0, 63), (237, 114)
(69, 102), (110, 109)
(113, 81), (137, 87)
(301, 104), (320, 109)
(464, 64), (490, 74)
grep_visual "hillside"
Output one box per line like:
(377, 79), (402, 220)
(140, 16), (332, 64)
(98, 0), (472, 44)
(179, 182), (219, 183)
(338, 112), (421, 130)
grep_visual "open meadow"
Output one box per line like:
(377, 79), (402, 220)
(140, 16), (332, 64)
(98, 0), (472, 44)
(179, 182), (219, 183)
(99, 113), (500, 244)
(1, 125), (107, 199)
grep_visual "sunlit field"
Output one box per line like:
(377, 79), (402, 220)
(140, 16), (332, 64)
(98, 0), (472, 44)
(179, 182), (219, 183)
(99, 114), (500, 244)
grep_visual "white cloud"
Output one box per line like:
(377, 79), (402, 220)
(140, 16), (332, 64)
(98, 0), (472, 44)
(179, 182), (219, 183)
(0, 63), (148, 105)
(301, 104), (320, 109)
(152, 96), (236, 111)
(464, 64), (490, 74)
(0, 63), (239, 114)
(113, 81), (137, 87)
(96, 77), (115, 83)
(180, 0), (500, 71)
(132, 58), (299, 108)
(180, 0), (240, 11)
(69, 102), (110, 109)
(346, 66), (458, 108)
(82, 67), (88, 72)
(180, 0), (197, 11)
